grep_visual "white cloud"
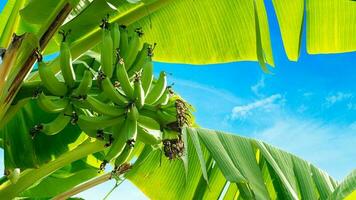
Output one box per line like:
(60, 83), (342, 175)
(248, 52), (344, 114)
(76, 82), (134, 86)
(325, 92), (352, 106)
(231, 94), (283, 120)
(251, 77), (265, 96)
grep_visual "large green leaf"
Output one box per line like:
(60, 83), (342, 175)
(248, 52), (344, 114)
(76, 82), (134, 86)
(306, 0), (356, 54)
(2, 0), (355, 69)
(132, 0), (274, 65)
(272, 0), (304, 61)
(127, 127), (349, 199)
(127, 136), (209, 199)
(273, 0), (356, 60)
(40, 0), (355, 66)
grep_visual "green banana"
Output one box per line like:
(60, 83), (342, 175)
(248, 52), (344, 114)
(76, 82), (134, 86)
(114, 144), (134, 168)
(38, 61), (68, 96)
(125, 119), (138, 143)
(101, 28), (114, 78)
(116, 59), (134, 99)
(77, 114), (124, 130)
(33, 106), (73, 136)
(72, 70), (93, 98)
(75, 96), (126, 117)
(134, 76), (145, 109)
(37, 93), (69, 113)
(79, 125), (101, 138)
(119, 26), (129, 65)
(137, 113), (162, 145)
(102, 120), (132, 165)
(60, 41), (76, 88)
(137, 115), (160, 130)
(125, 30), (141, 70)
(111, 23), (120, 51)
(139, 108), (162, 124)
(141, 61), (153, 94)
(127, 43), (150, 77)
(127, 104), (139, 121)
(153, 87), (170, 106)
(100, 77), (128, 105)
(145, 72), (167, 104)
(137, 125), (161, 145)
(95, 92), (112, 103)
(157, 109), (177, 124)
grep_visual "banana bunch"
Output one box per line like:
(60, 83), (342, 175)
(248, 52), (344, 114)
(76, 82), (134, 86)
(23, 20), (194, 172)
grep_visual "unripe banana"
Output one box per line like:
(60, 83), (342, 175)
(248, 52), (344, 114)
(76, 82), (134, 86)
(114, 144), (133, 168)
(33, 106), (73, 136)
(134, 77), (145, 109)
(72, 70), (93, 98)
(37, 93), (69, 113)
(119, 26), (129, 65)
(139, 108), (163, 124)
(157, 109), (177, 124)
(127, 43), (150, 77)
(77, 114), (124, 130)
(145, 72), (167, 105)
(100, 77), (128, 105)
(125, 31), (141, 70)
(116, 59), (134, 99)
(79, 125), (101, 138)
(125, 118), (138, 143)
(137, 125), (161, 145)
(103, 121), (131, 165)
(141, 61), (153, 94)
(137, 115), (160, 130)
(74, 96), (126, 117)
(95, 92), (112, 103)
(153, 87), (170, 106)
(38, 61), (68, 96)
(101, 28), (114, 78)
(111, 23), (121, 68)
(111, 23), (120, 51)
(127, 104), (139, 121)
(60, 41), (76, 88)
(7, 168), (20, 184)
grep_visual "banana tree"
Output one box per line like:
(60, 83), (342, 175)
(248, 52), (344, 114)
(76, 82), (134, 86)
(0, 0), (355, 199)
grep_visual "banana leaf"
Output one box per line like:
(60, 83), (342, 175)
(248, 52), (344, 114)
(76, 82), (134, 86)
(2, 0), (355, 67)
(127, 127), (353, 200)
(24, 0), (354, 65)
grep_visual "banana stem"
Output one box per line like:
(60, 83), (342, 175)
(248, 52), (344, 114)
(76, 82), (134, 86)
(53, 163), (131, 200)
(0, 140), (106, 199)
(52, 173), (112, 200)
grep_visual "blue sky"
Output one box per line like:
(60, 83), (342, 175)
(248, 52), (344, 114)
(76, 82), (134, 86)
(1, 1), (356, 199)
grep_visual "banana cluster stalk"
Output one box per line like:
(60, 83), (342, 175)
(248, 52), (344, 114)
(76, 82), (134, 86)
(22, 21), (194, 172)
